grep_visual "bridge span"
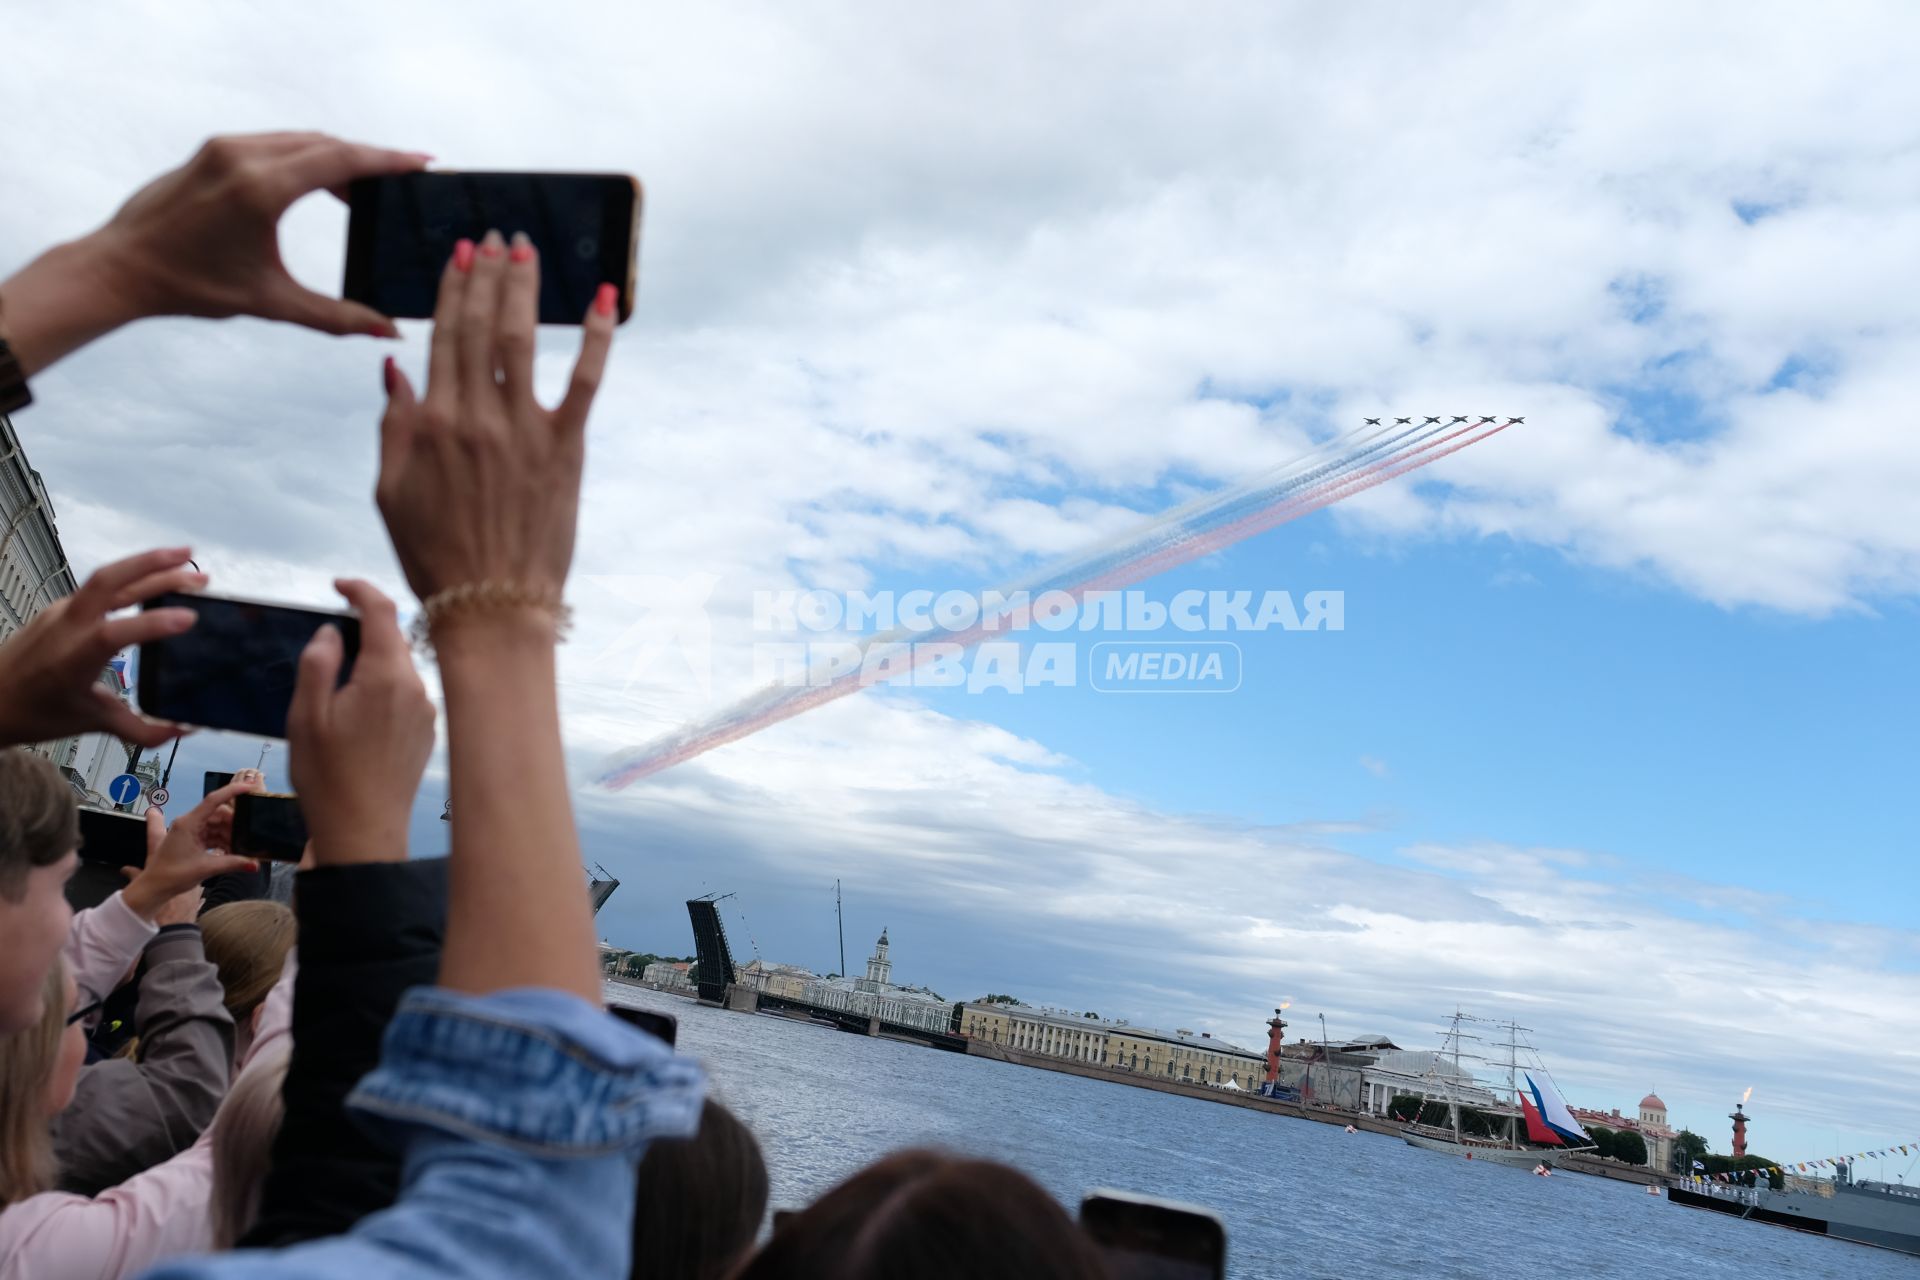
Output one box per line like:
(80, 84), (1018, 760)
(687, 897), (967, 1052)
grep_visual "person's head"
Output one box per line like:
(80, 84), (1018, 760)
(631, 1098), (768, 1280)
(0, 956), (88, 1208)
(209, 1043), (290, 1249)
(735, 1150), (1108, 1280)
(0, 750), (79, 1033)
(199, 900), (295, 1061)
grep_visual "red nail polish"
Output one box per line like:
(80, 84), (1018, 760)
(383, 356), (397, 393)
(594, 283), (617, 317)
(509, 242), (533, 264)
(454, 239), (475, 272)
(480, 238), (503, 258)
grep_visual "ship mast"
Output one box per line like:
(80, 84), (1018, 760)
(835, 879), (846, 980)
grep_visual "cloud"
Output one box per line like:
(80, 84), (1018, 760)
(1358, 754), (1390, 779)
(576, 695), (1920, 1154)
(4, 0), (1916, 1161)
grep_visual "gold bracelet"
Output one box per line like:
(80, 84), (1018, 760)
(409, 580), (574, 649)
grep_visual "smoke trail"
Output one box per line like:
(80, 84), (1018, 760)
(595, 417), (1519, 787)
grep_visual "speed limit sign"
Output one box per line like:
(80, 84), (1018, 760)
(149, 787), (171, 807)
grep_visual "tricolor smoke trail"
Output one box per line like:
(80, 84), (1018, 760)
(594, 415), (1521, 788)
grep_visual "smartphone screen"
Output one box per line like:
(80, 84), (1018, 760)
(138, 593), (358, 740)
(1080, 1191), (1226, 1280)
(230, 793), (308, 863)
(344, 172), (640, 325)
(77, 807), (149, 871)
(204, 771), (236, 797)
(610, 1004), (678, 1047)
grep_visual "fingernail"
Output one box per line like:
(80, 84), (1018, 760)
(364, 318), (400, 339)
(454, 239), (475, 272)
(171, 609), (198, 632)
(406, 151), (435, 164)
(383, 356), (397, 393)
(509, 231), (533, 264)
(480, 230), (504, 257)
(594, 283), (617, 317)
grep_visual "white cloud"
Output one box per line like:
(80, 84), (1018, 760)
(5, 0), (1916, 1160)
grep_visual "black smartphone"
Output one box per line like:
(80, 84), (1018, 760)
(203, 770), (235, 797)
(137, 593), (359, 740)
(344, 172), (641, 325)
(77, 807), (149, 871)
(230, 793), (308, 863)
(610, 1004), (678, 1047)
(1080, 1190), (1226, 1280)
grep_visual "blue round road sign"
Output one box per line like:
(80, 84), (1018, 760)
(107, 773), (143, 806)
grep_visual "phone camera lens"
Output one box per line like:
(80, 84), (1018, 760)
(576, 237), (598, 260)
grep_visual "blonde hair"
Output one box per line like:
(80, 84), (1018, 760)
(0, 957), (66, 1207)
(200, 901), (296, 1023)
(210, 1043), (290, 1249)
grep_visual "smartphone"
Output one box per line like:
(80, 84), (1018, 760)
(610, 1005), (678, 1047)
(344, 172), (641, 325)
(1080, 1190), (1226, 1280)
(203, 771), (235, 797)
(230, 793), (308, 863)
(77, 807), (149, 871)
(137, 593), (359, 740)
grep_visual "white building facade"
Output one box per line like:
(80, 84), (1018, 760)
(2, 411), (140, 805)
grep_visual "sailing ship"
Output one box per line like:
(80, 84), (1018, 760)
(1398, 1011), (1597, 1168)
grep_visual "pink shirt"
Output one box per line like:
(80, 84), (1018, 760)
(0, 954), (295, 1280)
(65, 892), (158, 1012)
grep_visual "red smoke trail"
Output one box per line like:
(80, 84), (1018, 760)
(597, 418), (1514, 787)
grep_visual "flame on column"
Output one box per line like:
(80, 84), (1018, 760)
(1740, 1086), (1754, 1105)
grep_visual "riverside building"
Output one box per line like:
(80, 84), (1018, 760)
(958, 1003), (1268, 1089)
(799, 929), (954, 1036)
(2, 410), (136, 805)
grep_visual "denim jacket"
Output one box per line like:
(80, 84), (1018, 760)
(143, 986), (705, 1280)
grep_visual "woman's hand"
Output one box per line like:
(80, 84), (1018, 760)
(0, 132), (428, 377)
(0, 547), (205, 749)
(287, 580), (436, 865)
(376, 230), (614, 622)
(122, 779), (263, 921)
(201, 767), (265, 855)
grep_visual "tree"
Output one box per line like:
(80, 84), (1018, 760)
(1611, 1130), (1648, 1166)
(980, 993), (1024, 1006)
(1588, 1127), (1617, 1160)
(1672, 1129), (1709, 1173)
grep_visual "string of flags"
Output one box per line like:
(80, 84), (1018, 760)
(1687, 1141), (1917, 1181)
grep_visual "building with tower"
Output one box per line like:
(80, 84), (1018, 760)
(805, 925), (951, 1034)
(856, 928), (892, 991)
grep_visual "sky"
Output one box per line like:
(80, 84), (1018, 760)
(5, 1), (1917, 1170)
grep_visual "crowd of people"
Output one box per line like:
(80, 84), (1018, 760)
(0, 134), (1134, 1278)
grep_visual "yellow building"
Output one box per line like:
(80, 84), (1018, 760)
(959, 1003), (1265, 1089)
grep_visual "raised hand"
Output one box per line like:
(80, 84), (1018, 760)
(376, 230), (614, 625)
(1, 132), (428, 377)
(287, 580), (436, 865)
(0, 547), (205, 749)
(122, 779), (264, 921)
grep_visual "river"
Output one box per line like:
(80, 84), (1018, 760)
(606, 982), (1909, 1278)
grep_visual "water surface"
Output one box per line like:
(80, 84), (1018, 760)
(609, 983), (1910, 1278)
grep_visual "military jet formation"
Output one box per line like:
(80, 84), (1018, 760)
(1364, 415), (1526, 425)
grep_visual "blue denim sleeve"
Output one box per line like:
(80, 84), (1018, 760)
(142, 986), (705, 1280)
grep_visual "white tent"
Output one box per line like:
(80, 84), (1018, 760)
(1220, 1078), (1243, 1091)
